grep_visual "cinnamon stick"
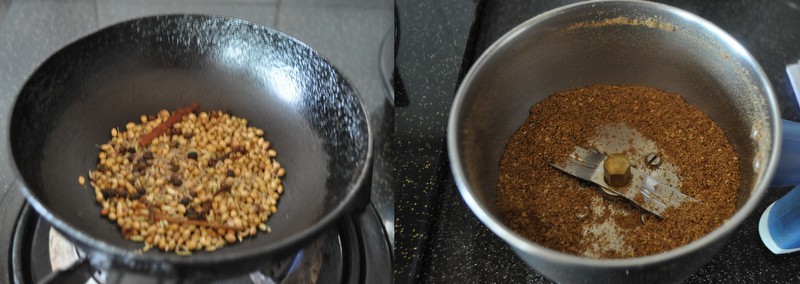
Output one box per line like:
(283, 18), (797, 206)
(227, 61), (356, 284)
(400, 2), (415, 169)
(138, 103), (199, 147)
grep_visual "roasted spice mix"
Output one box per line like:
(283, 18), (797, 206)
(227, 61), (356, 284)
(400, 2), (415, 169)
(497, 85), (740, 258)
(85, 105), (285, 255)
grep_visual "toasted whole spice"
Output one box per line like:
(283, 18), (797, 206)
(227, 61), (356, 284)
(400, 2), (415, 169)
(87, 108), (285, 254)
(497, 85), (740, 258)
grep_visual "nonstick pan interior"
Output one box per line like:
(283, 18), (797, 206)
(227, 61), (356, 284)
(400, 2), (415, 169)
(8, 15), (372, 276)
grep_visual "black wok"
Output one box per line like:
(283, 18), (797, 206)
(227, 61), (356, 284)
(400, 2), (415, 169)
(7, 15), (372, 281)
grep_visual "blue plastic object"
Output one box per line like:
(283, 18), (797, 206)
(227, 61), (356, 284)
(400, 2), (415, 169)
(770, 119), (800, 187)
(760, 119), (800, 253)
(760, 185), (800, 254)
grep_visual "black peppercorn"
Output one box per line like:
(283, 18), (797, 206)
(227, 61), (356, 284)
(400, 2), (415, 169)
(100, 189), (116, 199)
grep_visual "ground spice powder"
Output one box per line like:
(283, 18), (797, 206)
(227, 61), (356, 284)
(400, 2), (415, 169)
(496, 84), (740, 258)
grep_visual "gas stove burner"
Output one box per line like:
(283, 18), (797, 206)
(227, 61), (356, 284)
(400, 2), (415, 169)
(47, 228), (324, 284)
(11, 203), (391, 283)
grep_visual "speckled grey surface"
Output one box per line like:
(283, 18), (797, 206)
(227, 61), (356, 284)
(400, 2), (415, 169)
(392, 0), (478, 282)
(0, 0), (8, 23)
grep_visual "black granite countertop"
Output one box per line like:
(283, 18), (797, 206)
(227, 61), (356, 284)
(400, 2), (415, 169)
(394, 0), (800, 283)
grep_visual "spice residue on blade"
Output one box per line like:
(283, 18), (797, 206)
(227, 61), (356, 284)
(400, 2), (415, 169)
(496, 85), (740, 258)
(86, 106), (285, 255)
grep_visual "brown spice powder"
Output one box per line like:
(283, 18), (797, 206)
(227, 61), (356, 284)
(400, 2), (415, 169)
(496, 84), (740, 258)
(567, 16), (678, 32)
